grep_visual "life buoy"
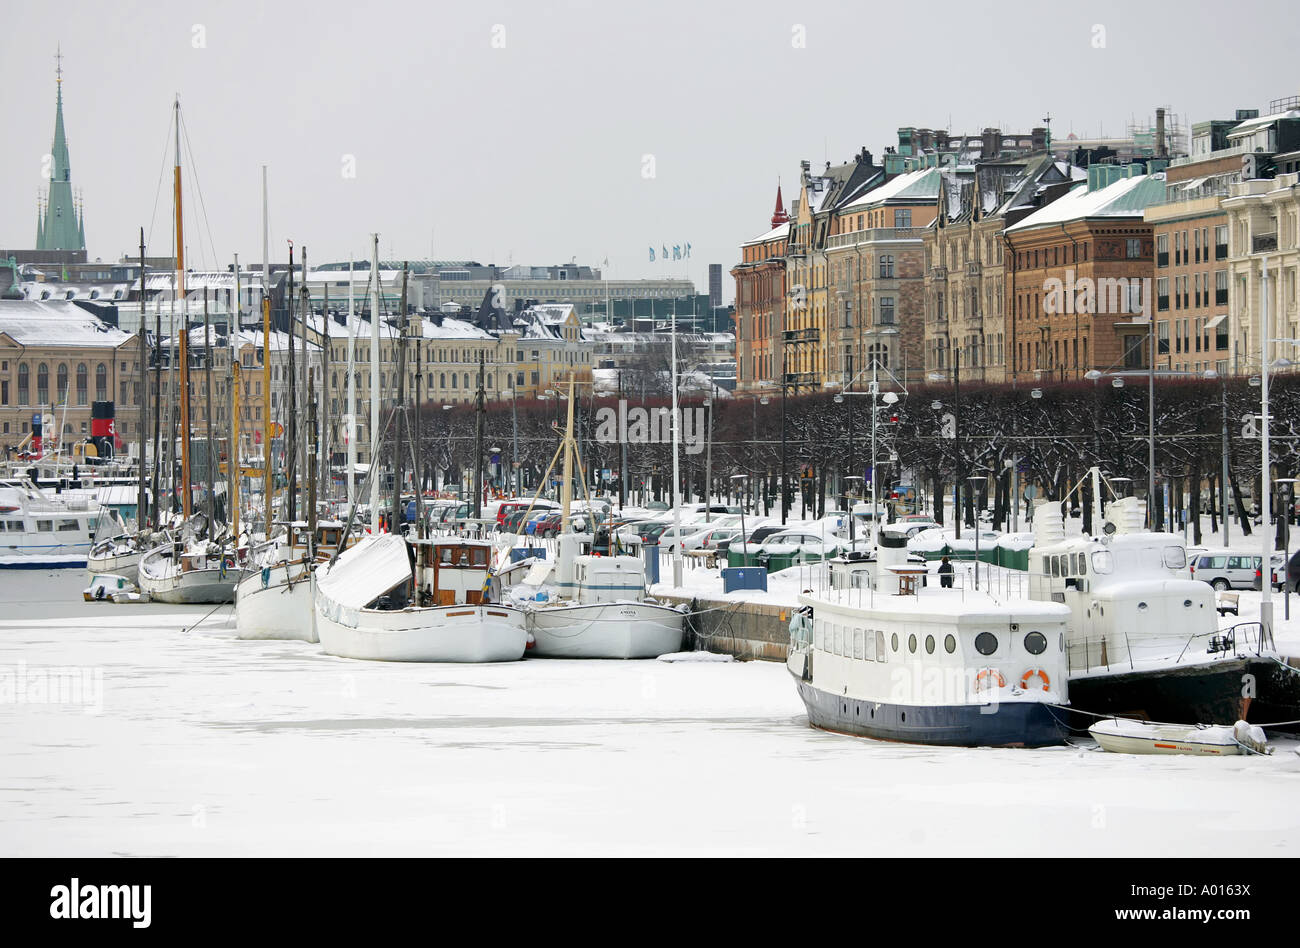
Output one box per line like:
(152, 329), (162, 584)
(1020, 668), (1051, 691)
(975, 668), (1006, 690)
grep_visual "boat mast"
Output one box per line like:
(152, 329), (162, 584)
(230, 253), (240, 538)
(261, 166), (273, 537)
(152, 291), (161, 528)
(346, 258), (357, 509)
(285, 243), (297, 522)
(174, 95), (192, 520)
(203, 286), (215, 526)
(136, 228), (148, 531)
(319, 279), (330, 511)
(368, 235), (381, 535)
(392, 263), (408, 535)
(474, 352), (484, 519)
(299, 245), (310, 523)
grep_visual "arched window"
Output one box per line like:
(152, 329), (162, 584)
(440, 372), (446, 388)
(17, 364), (29, 405)
(57, 364), (68, 402)
(37, 364), (49, 404)
(331, 371), (338, 390)
(76, 363), (88, 405)
(95, 363), (107, 401)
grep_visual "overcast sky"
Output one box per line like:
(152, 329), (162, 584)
(4, 0), (1298, 301)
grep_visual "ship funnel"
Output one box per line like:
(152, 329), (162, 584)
(1032, 500), (1065, 546)
(555, 533), (582, 589)
(875, 530), (909, 595)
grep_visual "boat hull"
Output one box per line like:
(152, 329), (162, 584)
(1067, 656), (1300, 731)
(792, 674), (1068, 748)
(235, 563), (316, 642)
(1088, 721), (1243, 755)
(87, 550), (141, 583)
(315, 601), (527, 662)
(138, 567), (237, 604)
(527, 601), (684, 658)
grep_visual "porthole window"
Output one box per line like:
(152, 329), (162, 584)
(944, 634), (956, 654)
(974, 632), (998, 656)
(908, 634), (917, 654)
(891, 632), (899, 652)
(925, 635), (935, 654)
(1137, 602), (1148, 611)
(1024, 631), (1047, 655)
(1183, 599), (1192, 608)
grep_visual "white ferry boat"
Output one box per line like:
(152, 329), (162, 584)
(509, 534), (684, 658)
(314, 534), (527, 662)
(0, 480), (123, 568)
(787, 532), (1072, 747)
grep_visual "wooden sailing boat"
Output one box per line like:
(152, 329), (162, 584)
(502, 375), (685, 658)
(312, 238), (527, 662)
(136, 97), (238, 604)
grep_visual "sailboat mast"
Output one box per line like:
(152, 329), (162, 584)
(285, 244), (297, 522)
(347, 258), (356, 508)
(299, 246), (310, 522)
(561, 375), (574, 530)
(136, 229), (147, 531)
(174, 95), (192, 520)
(368, 235), (381, 534)
(203, 287), (215, 525)
(231, 253), (240, 538)
(152, 295), (161, 527)
(474, 352), (484, 519)
(261, 166), (273, 536)
(392, 263), (408, 534)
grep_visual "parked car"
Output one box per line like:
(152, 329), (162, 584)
(727, 524), (787, 553)
(1190, 549), (1281, 591)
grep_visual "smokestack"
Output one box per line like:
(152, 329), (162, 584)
(1155, 108), (1167, 158)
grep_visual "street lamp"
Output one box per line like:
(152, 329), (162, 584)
(730, 473), (749, 556)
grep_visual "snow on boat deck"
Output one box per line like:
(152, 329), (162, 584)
(1, 570), (1297, 857)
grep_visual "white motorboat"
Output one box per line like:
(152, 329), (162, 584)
(787, 532), (1073, 747)
(510, 534), (684, 658)
(82, 572), (141, 603)
(315, 534), (527, 662)
(137, 534), (240, 604)
(235, 521), (352, 642)
(0, 480), (122, 568)
(1089, 718), (1270, 755)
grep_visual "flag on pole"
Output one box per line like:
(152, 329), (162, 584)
(686, 242), (692, 258)
(663, 245), (669, 260)
(648, 246), (655, 262)
(672, 245), (681, 260)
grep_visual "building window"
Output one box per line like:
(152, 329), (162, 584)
(37, 363), (48, 404)
(878, 255), (895, 278)
(1126, 238), (1141, 259)
(879, 297), (895, 325)
(76, 363), (88, 405)
(894, 209), (912, 228)
(95, 364), (107, 401)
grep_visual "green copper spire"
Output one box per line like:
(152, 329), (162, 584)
(37, 48), (84, 252)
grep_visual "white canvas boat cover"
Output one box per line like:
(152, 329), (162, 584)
(317, 534), (411, 609)
(523, 560), (554, 586)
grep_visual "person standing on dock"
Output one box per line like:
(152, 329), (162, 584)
(938, 556), (954, 589)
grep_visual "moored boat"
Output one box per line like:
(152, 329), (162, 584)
(137, 534), (240, 604)
(315, 534), (526, 662)
(787, 532), (1072, 747)
(235, 520), (352, 642)
(0, 480), (122, 569)
(1089, 718), (1270, 755)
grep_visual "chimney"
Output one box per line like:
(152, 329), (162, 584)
(1155, 108), (1167, 158)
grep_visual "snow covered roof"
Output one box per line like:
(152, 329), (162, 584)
(743, 222), (790, 246)
(842, 167), (941, 210)
(1003, 174), (1165, 233)
(0, 301), (136, 347)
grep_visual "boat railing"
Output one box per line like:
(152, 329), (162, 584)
(1177, 621), (1266, 664)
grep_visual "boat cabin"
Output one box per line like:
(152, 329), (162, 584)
(412, 539), (496, 607)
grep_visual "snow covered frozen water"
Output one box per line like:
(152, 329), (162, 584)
(2, 569), (1298, 857)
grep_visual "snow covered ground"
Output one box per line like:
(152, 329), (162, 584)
(1, 568), (1298, 857)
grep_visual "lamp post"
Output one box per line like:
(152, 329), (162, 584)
(702, 396), (713, 523)
(1275, 478), (1297, 622)
(730, 473), (749, 557)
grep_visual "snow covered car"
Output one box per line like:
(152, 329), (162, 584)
(754, 530), (842, 565)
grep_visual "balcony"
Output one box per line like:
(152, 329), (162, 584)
(783, 327), (820, 344)
(1253, 233), (1278, 253)
(784, 371), (820, 388)
(826, 227), (925, 250)
(966, 261), (982, 276)
(927, 266), (947, 282)
(787, 242), (808, 258)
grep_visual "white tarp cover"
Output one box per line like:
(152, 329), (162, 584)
(317, 534), (411, 609)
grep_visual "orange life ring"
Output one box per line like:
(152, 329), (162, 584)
(1020, 668), (1051, 691)
(975, 668), (1006, 690)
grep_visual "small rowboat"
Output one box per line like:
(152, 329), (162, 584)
(1089, 718), (1270, 756)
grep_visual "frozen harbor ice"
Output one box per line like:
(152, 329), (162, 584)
(1, 570), (1298, 857)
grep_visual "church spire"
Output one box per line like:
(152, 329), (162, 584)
(37, 46), (84, 252)
(771, 180), (789, 228)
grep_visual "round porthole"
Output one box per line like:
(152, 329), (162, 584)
(908, 634), (917, 654)
(1024, 631), (1047, 655)
(925, 635), (935, 654)
(1137, 602), (1148, 611)
(944, 634), (956, 654)
(1184, 599), (1193, 608)
(974, 632), (998, 656)
(891, 632), (899, 652)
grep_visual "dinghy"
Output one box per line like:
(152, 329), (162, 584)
(1089, 718), (1270, 755)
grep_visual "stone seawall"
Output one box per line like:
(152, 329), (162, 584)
(659, 594), (791, 662)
